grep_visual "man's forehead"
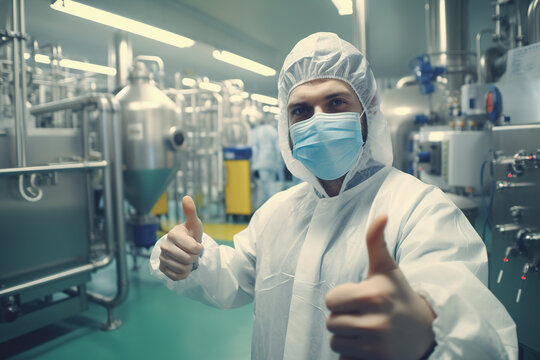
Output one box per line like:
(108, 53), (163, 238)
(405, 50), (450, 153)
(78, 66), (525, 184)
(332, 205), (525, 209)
(288, 78), (356, 105)
(288, 79), (354, 103)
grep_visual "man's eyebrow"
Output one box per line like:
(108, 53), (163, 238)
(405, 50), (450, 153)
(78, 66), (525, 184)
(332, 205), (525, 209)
(287, 101), (310, 110)
(324, 91), (353, 100)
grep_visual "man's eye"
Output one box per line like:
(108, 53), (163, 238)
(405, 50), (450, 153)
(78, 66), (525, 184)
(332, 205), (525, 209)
(330, 98), (344, 106)
(292, 107), (307, 116)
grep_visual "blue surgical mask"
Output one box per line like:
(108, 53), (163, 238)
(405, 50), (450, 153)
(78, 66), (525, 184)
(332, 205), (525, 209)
(290, 111), (364, 181)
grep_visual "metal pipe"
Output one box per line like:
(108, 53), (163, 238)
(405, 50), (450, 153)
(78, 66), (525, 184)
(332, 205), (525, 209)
(0, 161), (107, 175)
(515, 0), (524, 46)
(112, 31), (132, 91)
(495, 1), (503, 42)
(31, 94), (103, 115)
(18, 0), (28, 160)
(11, 0), (27, 168)
(99, 98), (115, 256)
(0, 264), (95, 297)
(134, 55), (165, 89)
(352, 0), (367, 55)
(213, 92), (224, 200)
(396, 75), (417, 89)
(476, 29), (495, 83)
(529, 0), (540, 44)
(87, 95), (129, 310)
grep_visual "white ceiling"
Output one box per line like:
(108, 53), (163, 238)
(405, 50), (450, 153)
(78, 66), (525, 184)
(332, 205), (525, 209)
(23, 0), (353, 97)
(19, 0), (502, 97)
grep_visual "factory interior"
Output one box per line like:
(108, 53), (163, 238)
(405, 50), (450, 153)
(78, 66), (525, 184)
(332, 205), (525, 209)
(1, 0), (540, 359)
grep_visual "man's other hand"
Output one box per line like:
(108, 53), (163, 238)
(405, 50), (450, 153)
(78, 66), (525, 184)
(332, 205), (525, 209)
(325, 215), (436, 360)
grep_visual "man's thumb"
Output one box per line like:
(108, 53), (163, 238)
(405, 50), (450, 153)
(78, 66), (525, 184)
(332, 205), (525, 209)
(182, 195), (202, 242)
(366, 215), (397, 276)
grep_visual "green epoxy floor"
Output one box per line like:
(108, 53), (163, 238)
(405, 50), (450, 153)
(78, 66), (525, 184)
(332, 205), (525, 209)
(2, 241), (253, 360)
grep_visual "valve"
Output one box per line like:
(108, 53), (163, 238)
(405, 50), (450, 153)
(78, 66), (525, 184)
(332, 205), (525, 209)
(516, 262), (539, 303)
(507, 150), (540, 177)
(509, 205), (526, 221)
(497, 245), (519, 284)
(410, 54), (446, 95)
(1, 295), (21, 323)
(168, 126), (185, 150)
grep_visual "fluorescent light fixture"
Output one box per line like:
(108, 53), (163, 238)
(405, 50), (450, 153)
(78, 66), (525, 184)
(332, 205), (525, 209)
(199, 81), (222, 92)
(229, 94), (244, 103)
(241, 91), (250, 99)
(262, 105), (280, 114)
(24, 53), (116, 75)
(59, 59), (116, 75)
(331, 0), (353, 15)
(50, 0), (195, 48)
(212, 50), (276, 77)
(182, 77), (196, 87)
(251, 93), (278, 106)
(35, 54), (52, 65)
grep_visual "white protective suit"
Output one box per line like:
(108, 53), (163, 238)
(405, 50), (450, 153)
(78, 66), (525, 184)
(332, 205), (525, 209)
(150, 32), (517, 359)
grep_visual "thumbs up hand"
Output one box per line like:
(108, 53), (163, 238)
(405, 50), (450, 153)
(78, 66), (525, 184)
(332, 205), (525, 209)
(159, 196), (204, 281)
(325, 215), (436, 360)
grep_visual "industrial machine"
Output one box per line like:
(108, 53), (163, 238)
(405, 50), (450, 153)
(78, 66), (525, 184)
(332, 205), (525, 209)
(0, 0), (128, 341)
(116, 59), (184, 249)
(382, 0), (540, 356)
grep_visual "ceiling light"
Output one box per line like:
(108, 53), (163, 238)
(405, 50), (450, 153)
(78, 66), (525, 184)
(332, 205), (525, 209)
(199, 81), (221, 92)
(34, 54), (51, 65)
(50, 0), (194, 48)
(241, 91), (250, 99)
(212, 50), (276, 77)
(331, 0), (353, 15)
(262, 105), (280, 114)
(59, 59), (116, 75)
(229, 94), (243, 103)
(251, 93), (278, 106)
(25, 53), (116, 75)
(182, 77), (196, 87)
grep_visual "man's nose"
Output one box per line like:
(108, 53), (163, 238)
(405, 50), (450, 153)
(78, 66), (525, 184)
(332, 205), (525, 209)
(314, 105), (324, 114)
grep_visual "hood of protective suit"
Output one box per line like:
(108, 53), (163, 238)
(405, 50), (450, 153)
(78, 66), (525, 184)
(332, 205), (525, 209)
(277, 32), (393, 197)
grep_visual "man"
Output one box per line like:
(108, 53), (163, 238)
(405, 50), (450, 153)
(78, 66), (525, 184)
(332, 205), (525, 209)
(250, 114), (282, 209)
(150, 32), (517, 359)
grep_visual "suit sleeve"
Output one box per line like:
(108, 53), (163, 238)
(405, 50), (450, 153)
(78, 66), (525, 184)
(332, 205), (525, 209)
(149, 211), (264, 309)
(394, 188), (518, 360)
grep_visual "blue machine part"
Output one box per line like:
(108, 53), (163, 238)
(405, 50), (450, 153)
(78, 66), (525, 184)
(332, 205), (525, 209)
(132, 221), (159, 248)
(410, 54), (446, 95)
(486, 85), (503, 123)
(414, 114), (430, 125)
(417, 151), (431, 163)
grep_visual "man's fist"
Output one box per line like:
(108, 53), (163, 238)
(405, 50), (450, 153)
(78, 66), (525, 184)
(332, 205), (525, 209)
(325, 215), (436, 360)
(159, 196), (204, 281)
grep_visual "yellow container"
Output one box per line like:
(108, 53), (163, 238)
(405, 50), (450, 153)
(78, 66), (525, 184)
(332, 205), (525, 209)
(150, 191), (168, 215)
(224, 159), (252, 215)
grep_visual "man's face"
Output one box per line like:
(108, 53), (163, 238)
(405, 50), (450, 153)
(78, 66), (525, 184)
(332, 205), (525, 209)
(287, 78), (367, 141)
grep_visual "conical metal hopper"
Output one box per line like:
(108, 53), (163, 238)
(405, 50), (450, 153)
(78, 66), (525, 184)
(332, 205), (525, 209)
(123, 168), (176, 215)
(116, 63), (184, 215)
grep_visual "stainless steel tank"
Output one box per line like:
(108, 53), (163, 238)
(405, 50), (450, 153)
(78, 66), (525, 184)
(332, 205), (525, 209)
(115, 62), (183, 215)
(426, 0), (470, 91)
(529, 0), (540, 44)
